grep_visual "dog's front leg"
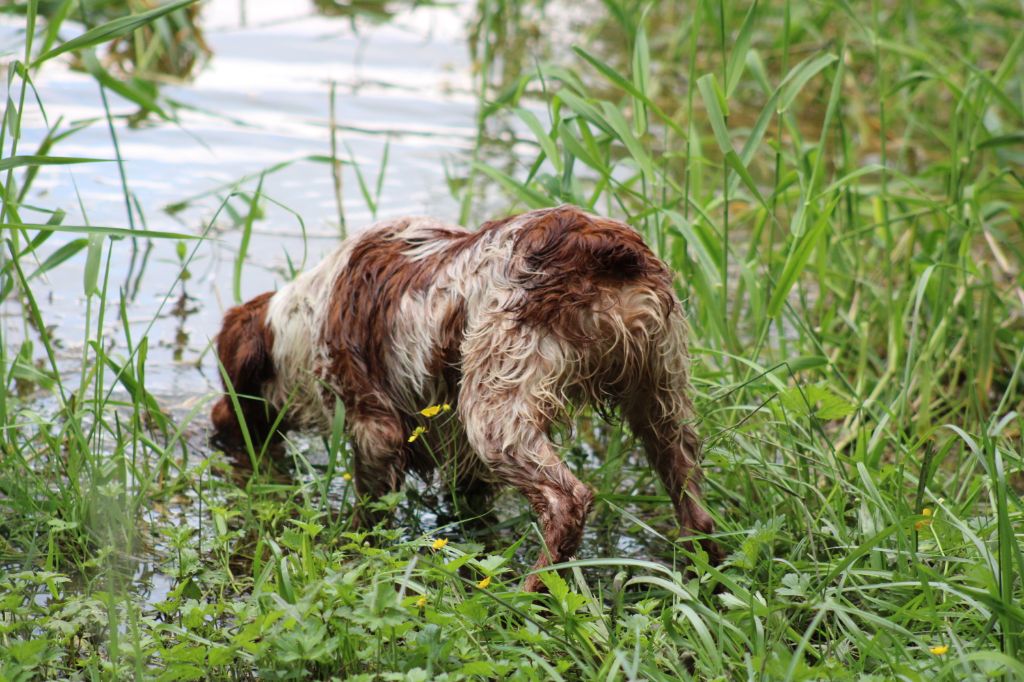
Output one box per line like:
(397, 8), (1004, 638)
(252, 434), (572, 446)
(346, 401), (408, 529)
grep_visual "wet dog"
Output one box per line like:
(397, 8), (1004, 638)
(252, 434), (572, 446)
(211, 205), (719, 589)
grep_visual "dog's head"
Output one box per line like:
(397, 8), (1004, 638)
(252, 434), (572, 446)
(210, 291), (280, 449)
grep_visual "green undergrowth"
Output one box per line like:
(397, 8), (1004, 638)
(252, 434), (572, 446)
(1, 0), (1023, 680)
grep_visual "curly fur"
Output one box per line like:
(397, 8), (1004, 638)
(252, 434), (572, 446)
(211, 206), (720, 589)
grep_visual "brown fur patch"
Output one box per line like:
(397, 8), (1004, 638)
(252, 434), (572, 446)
(211, 291), (279, 446)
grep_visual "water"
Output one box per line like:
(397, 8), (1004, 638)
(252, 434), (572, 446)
(3, 0), (482, 402)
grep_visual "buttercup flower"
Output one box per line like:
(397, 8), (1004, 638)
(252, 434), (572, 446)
(415, 595), (428, 608)
(341, 472), (352, 481)
(477, 575), (491, 589)
(431, 537), (449, 550)
(420, 405), (443, 418)
(915, 507), (933, 531)
(929, 645), (948, 655)
(408, 426), (427, 443)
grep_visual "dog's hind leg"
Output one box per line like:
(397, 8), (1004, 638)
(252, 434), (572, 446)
(626, 403), (721, 563)
(460, 393), (594, 592)
(624, 326), (721, 563)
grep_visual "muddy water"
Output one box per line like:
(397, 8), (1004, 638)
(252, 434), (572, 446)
(3, 0), (482, 405)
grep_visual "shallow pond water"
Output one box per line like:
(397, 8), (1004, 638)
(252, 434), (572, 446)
(3, 0), (484, 402)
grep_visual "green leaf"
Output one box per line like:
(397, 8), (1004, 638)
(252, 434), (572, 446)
(724, 149), (767, 208)
(780, 384), (855, 420)
(475, 554), (508, 573)
(0, 155), (109, 172)
(9, 343), (56, 389)
(83, 233), (103, 297)
(515, 107), (562, 174)
(631, 25), (650, 136)
(0, 222), (200, 239)
(461, 662), (495, 677)
(27, 238), (88, 280)
(33, 0), (199, 67)
(555, 90), (613, 135)
(725, 1), (759, 97)
(767, 194), (839, 318)
(80, 49), (170, 120)
(5, 97), (17, 137)
(977, 132), (1024, 150)
(777, 53), (837, 114)
(558, 120), (608, 174)
(233, 174), (264, 304)
(95, 345), (169, 432)
(697, 74), (731, 153)
(599, 101), (655, 181)
(815, 392), (857, 419)
(697, 74), (767, 208)
(473, 162), (553, 209)
(572, 45), (685, 138)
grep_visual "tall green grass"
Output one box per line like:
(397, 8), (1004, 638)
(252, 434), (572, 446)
(1, 0), (1022, 680)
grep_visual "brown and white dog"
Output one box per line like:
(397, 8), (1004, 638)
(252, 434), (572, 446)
(211, 205), (719, 589)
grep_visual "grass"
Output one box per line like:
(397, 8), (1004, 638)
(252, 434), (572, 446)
(2, 0), (1023, 679)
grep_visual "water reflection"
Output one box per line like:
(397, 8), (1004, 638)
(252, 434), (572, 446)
(6, 0), (479, 399)
(103, 1), (210, 79)
(313, 0), (445, 22)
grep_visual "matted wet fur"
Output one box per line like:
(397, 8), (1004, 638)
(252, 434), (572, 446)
(211, 205), (720, 589)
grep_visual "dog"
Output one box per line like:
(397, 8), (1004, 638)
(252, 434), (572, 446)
(211, 205), (720, 589)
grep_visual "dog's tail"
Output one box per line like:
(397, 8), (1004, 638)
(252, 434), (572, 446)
(506, 206), (677, 337)
(583, 235), (655, 280)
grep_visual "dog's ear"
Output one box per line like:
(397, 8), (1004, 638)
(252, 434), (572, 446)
(211, 291), (278, 447)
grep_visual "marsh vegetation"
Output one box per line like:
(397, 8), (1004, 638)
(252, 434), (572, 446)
(0, 0), (1022, 679)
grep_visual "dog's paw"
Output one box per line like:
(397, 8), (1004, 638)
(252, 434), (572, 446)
(522, 573), (547, 593)
(682, 503), (723, 565)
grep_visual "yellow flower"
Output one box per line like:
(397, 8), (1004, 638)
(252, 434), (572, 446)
(477, 575), (491, 589)
(415, 595), (428, 608)
(442, 403), (452, 411)
(915, 507), (933, 531)
(420, 405), (442, 417)
(431, 537), (449, 550)
(341, 472), (352, 481)
(408, 426), (427, 443)
(929, 645), (949, 655)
